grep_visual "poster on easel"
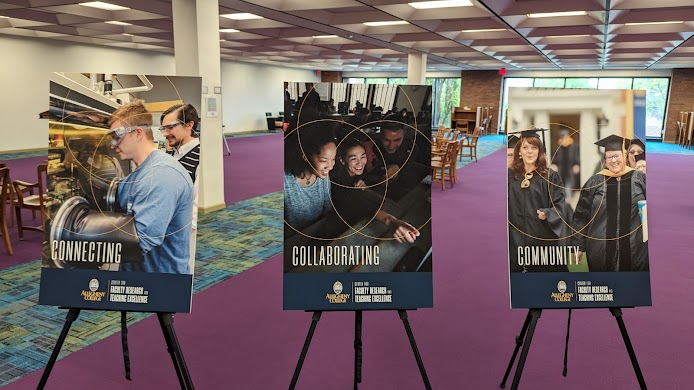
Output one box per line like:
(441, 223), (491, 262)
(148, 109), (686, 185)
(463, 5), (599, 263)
(507, 87), (651, 308)
(283, 82), (433, 310)
(39, 73), (202, 313)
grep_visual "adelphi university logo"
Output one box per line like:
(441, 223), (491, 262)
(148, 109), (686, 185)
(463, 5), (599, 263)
(551, 280), (573, 302)
(326, 281), (350, 304)
(81, 278), (106, 302)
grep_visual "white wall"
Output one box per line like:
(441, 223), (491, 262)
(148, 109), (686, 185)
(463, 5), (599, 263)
(0, 35), (175, 152)
(220, 61), (319, 133)
(0, 34), (319, 152)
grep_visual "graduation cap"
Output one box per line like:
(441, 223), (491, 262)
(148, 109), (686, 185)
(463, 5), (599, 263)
(629, 138), (645, 151)
(595, 134), (627, 152)
(507, 128), (548, 153)
(508, 135), (520, 148)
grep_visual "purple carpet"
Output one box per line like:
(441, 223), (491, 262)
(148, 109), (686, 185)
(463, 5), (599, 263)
(4, 145), (693, 389)
(224, 133), (283, 204)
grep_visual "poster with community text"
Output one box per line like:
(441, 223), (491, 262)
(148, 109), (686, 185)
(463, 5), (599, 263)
(507, 88), (651, 308)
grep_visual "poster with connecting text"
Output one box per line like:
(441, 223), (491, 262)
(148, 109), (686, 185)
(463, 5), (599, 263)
(38, 73), (201, 313)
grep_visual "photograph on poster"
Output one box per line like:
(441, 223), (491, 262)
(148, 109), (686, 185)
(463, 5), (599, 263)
(506, 88), (651, 308)
(283, 82), (433, 311)
(39, 73), (202, 313)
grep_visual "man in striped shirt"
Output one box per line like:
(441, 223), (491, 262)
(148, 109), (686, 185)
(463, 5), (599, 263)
(160, 104), (200, 273)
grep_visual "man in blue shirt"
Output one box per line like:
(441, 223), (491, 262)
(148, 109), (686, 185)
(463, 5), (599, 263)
(109, 100), (194, 274)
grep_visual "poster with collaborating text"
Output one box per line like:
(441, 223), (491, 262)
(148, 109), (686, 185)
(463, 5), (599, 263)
(282, 82), (433, 310)
(507, 88), (651, 308)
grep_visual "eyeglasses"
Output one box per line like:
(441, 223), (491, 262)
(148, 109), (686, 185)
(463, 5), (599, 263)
(109, 126), (147, 147)
(605, 154), (623, 161)
(158, 121), (184, 132)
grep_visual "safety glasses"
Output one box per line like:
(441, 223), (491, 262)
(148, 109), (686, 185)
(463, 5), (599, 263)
(109, 126), (145, 147)
(158, 121), (184, 132)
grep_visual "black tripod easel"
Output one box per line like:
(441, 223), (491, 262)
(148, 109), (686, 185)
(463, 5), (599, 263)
(499, 307), (647, 390)
(289, 310), (432, 390)
(37, 308), (194, 390)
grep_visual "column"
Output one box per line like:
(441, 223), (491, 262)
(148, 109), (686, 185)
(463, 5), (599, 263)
(407, 53), (427, 85)
(172, 0), (226, 213)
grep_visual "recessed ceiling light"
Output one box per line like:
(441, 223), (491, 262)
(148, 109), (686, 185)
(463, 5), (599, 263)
(312, 35), (339, 38)
(624, 21), (683, 26)
(364, 21), (410, 26)
(105, 20), (132, 26)
(461, 28), (506, 33)
(409, 0), (473, 9)
(79, 2), (130, 11)
(527, 11), (587, 18)
(122, 33), (133, 36)
(219, 28), (240, 33)
(221, 13), (263, 20)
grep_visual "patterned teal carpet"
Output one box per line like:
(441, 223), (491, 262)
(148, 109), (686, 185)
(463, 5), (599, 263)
(0, 192), (283, 386)
(645, 141), (694, 155)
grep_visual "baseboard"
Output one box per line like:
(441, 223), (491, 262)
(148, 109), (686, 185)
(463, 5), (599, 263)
(199, 202), (227, 214)
(0, 147), (47, 155)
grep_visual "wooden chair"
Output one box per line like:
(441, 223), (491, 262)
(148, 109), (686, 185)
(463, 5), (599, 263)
(456, 119), (473, 135)
(459, 126), (481, 161)
(685, 112), (694, 149)
(0, 162), (14, 228)
(431, 141), (459, 190)
(0, 167), (12, 255)
(13, 163), (48, 240)
(435, 124), (446, 139)
(676, 112), (686, 146)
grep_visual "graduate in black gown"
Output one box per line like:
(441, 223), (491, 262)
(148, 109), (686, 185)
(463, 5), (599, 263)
(507, 135), (519, 168)
(508, 130), (570, 273)
(571, 134), (648, 272)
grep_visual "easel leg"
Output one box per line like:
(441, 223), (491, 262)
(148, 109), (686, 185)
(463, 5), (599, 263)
(510, 308), (542, 390)
(38, 308), (81, 390)
(500, 310), (532, 388)
(158, 313), (194, 390)
(563, 309), (572, 377)
(120, 311), (132, 380)
(609, 308), (647, 389)
(398, 310), (432, 390)
(354, 310), (362, 389)
(289, 311), (322, 390)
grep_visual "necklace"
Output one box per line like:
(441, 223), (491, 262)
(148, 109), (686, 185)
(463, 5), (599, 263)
(303, 173), (315, 186)
(521, 171), (533, 189)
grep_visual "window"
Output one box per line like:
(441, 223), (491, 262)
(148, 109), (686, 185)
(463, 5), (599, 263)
(428, 78), (461, 128)
(633, 78), (670, 138)
(533, 78), (565, 88)
(598, 78), (633, 89)
(499, 77), (669, 138)
(565, 78), (597, 89)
